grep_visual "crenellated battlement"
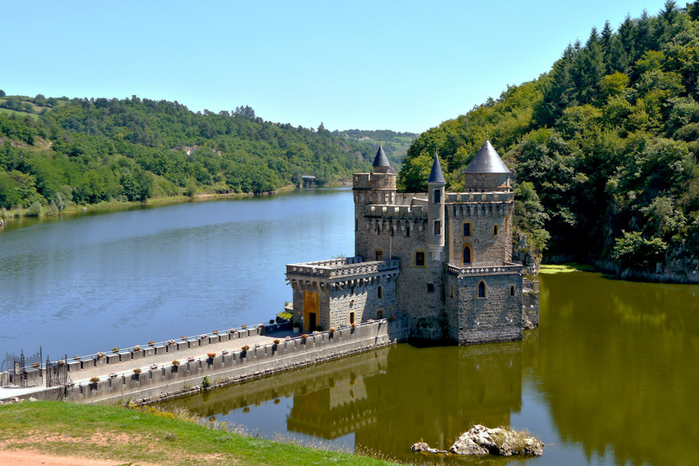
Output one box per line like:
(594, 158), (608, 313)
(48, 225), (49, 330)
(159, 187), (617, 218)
(286, 258), (399, 280)
(353, 173), (396, 191)
(446, 191), (514, 204)
(366, 204), (427, 219)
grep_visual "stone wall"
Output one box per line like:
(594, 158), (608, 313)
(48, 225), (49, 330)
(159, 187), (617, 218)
(446, 201), (514, 267)
(8, 318), (410, 405)
(451, 272), (523, 345)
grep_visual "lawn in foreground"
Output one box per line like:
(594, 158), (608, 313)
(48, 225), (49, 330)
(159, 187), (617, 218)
(0, 401), (400, 466)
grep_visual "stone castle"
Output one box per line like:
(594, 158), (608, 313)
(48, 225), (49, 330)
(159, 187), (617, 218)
(286, 140), (539, 345)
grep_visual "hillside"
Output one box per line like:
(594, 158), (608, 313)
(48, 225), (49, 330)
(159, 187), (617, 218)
(0, 95), (381, 215)
(331, 129), (419, 168)
(399, 1), (699, 282)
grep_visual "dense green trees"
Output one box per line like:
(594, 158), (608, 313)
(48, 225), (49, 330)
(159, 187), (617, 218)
(0, 98), (376, 212)
(400, 1), (699, 278)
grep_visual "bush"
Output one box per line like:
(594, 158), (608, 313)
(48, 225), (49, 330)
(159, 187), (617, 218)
(26, 201), (43, 217)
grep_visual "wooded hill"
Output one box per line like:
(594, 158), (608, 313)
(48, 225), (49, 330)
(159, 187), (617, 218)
(330, 129), (419, 168)
(0, 96), (377, 213)
(399, 1), (699, 281)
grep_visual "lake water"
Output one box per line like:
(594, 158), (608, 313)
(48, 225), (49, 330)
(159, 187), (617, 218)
(0, 189), (355, 359)
(3, 189), (699, 465)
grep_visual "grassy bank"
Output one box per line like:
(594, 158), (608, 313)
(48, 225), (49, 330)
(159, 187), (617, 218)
(0, 401), (398, 466)
(0, 185), (305, 224)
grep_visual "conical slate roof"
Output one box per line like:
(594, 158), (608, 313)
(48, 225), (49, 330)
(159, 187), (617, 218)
(372, 146), (390, 168)
(428, 153), (446, 184)
(464, 139), (511, 174)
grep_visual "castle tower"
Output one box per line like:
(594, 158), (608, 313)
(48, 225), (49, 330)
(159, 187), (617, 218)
(427, 153), (446, 261)
(463, 138), (511, 192)
(353, 146), (397, 260)
(448, 139), (514, 267)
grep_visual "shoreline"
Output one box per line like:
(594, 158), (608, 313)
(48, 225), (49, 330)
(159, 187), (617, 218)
(0, 182), (351, 229)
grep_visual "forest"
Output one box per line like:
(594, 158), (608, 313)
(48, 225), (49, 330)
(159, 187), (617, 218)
(0, 96), (377, 214)
(399, 1), (699, 280)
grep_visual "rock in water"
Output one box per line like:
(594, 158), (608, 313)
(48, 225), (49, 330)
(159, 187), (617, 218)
(413, 425), (544, 458)
(410, 442), (448, 455)
(451, 425), (544, 457)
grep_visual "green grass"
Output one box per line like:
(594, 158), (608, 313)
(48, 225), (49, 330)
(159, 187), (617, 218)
(0, 401), (400, 465)
(0, 107), (40, 119)
(539, 263), (595, 274)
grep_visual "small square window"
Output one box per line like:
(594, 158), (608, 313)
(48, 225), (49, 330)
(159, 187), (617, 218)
(464, 223), (471, 236)
(427, 283), (435, 293)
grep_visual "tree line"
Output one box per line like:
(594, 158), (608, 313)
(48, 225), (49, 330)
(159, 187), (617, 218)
(0, 96), (379, 215)
(400, 1), (699, 279)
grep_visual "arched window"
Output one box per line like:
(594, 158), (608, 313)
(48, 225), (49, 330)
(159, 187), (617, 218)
(463, 245), (472, 266)
(493, 225), (499, 236)
(509, 285), (515, 297)
(478, 281), (486, 298)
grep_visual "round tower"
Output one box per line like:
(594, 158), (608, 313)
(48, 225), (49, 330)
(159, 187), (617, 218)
(353, 146), (396, 259)
(463, 139), (511, 192)
(427, 153), (446, 261)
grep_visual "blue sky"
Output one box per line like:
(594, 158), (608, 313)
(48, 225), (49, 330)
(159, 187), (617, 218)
(2, 1), (670, 133)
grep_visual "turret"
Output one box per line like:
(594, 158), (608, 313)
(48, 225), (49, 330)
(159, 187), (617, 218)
(353, 146), (397, 258)
(427, 153), (446, 261)
(463, 139), (511, 192)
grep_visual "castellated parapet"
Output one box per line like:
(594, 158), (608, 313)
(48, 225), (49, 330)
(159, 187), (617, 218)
(286, 142), (539, 345)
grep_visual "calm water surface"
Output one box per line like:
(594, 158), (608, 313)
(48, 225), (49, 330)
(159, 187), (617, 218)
(0, 189), (354, 359)
(2, 189), (698, 465)
(161, 271), (699, 465)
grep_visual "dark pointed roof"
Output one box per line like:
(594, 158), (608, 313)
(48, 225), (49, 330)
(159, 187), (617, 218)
(464, 139), (511, 174)
(372, 146), (390, 168)
(428, 153), (446, 184)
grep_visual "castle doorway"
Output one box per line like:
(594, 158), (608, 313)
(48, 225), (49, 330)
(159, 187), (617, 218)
(303, 291), (319, 332)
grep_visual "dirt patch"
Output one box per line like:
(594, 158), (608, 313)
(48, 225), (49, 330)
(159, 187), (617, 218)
(0, 449), (156, 466)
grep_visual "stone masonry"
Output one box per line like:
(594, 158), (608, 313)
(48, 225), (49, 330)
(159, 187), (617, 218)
(286, 141), (539, 345)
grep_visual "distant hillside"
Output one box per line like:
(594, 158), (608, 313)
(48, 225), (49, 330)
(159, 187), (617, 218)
(332, 129), (419, 168)
(0, 95), (381, 214)
(400, 1), (699, 281)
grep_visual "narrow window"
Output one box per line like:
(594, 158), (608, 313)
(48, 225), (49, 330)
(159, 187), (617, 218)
(463, 222), (471, 236)
(463, 245), (472, 265)
(450, 285), (454, 298)
(355, 218), (358, 232)
(427, 283), (435, 293)
(509, 285), (515, 297)
(377, 285), (383, 299)
(349, 311), (355, 325)
(415, 251), (425, 267)
(433, 189), (441, 204)
(478, 281), (486, 298)
(434, 220), (441, 235)
(406, 227), (410, 237)
(493, 225), (499, 236)
(375, 249), (383, 261)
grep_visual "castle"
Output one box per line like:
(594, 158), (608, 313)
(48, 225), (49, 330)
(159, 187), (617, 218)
(286, 140), (539, 345)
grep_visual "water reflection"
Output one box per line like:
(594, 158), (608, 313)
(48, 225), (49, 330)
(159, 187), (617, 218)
(537, 272), (699, 466)
(161, 340), (528, 465)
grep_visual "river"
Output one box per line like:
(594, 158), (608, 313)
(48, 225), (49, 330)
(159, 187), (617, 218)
(2, 188), (698, 465)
